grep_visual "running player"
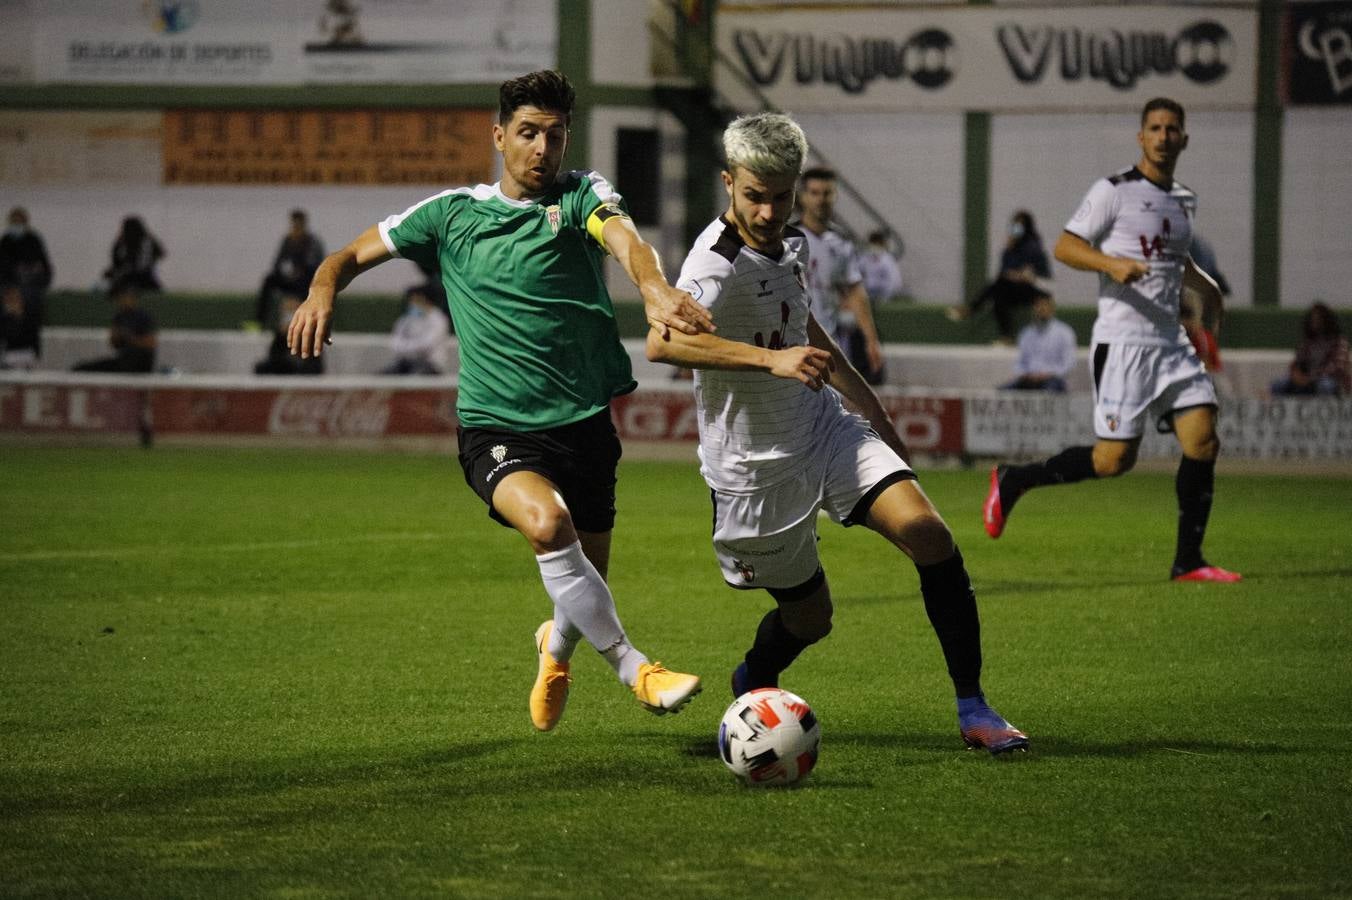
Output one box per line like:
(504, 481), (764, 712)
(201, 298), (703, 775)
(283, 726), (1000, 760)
(288, 70), (705, 731)
(796, 168), (885, 384)
(648, 112), (1028, 755)
(982, 97), (1240, 583)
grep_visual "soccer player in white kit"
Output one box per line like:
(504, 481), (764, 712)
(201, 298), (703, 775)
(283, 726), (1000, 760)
(983, 98), (1240, 583)
(647, 112), (1028, 755)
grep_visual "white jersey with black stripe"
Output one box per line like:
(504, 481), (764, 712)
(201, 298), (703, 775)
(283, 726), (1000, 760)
(675, 216), (847, 495)
(1065, 166), (1196, 348)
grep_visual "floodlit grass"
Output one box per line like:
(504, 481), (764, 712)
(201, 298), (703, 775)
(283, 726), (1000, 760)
(2, 446), (1349, 899)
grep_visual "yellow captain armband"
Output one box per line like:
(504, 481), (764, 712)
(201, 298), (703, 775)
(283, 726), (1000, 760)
(585, 203), (627, 251)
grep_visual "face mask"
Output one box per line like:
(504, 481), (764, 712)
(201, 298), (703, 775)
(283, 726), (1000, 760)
(5, 225), (25, 238)
(1009, 222), (1025, 239)
(407, 305), (424, 318)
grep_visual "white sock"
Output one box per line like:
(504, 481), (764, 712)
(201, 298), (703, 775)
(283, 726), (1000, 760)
(536, 542), (648, 685)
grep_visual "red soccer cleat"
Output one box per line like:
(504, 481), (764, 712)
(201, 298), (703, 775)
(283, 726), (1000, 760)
(1171, 565), (1243, 583)
(983, 466), (1009, 539)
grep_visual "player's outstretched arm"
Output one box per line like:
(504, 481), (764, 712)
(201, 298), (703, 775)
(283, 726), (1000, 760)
(807, 315), (909, 460)
(288, 225), (392, 359)
(645, 326), (833, 391)
(601, 215), (713, 339)
(1053, 232), (1148, 285)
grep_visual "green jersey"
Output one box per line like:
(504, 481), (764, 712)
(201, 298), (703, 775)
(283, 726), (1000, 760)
(378, 170), (636, 430)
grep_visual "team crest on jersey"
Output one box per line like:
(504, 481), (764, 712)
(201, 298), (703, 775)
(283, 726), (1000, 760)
(546, 205), (562, 235)
(491, 444), (508, 463)
(733, 559), (756, 583)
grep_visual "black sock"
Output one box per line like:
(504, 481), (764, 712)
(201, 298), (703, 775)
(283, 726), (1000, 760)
(743, 608), (814, 687)
(1172, 455), (1215, 575)
(916, 547), (983, 699)
(1001, 445), (1097, 513)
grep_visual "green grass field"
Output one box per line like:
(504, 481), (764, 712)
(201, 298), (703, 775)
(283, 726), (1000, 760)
(2, 446), (1349, 899)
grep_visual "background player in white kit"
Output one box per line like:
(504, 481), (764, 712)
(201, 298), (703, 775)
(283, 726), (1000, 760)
(648, 112), (1028, 755)
(983, 97), (1240, 583)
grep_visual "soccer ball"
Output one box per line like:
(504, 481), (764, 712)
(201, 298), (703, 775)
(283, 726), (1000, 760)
(717, 688), (821, 787)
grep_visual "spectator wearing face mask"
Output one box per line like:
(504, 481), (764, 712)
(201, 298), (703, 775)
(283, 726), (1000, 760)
(947, 210), (1051, 345)
(381, 285), (450, 375)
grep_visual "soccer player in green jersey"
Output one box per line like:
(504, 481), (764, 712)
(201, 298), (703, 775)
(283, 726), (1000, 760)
(288, 71), (707, 732)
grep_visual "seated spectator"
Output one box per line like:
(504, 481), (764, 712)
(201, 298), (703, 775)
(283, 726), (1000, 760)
(0, 207), (53, 356)
(1270, 301), (1350, 397)
(948, 210), (1051, 345)
(1001, 290), (1075, 392)
(253, 209), (325, 329)
(103, 216), (165, 294)
(381, 285), (450, 375)
(0, 282), (40, 369)
(73, 282), (158, 373)
(255, 294), (323, 375)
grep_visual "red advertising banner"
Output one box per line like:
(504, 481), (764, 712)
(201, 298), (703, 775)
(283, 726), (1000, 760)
(151, 388), (458, 437)
(0, 383), (145, 433)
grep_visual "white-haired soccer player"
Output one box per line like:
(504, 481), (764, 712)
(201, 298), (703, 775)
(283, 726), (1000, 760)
(288, 71), (706, 732)
(983, 97), (1240, 584)
(647, 112), (1028, 755)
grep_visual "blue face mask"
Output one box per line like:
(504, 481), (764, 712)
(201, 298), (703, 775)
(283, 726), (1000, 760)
(5, 225), (26, 239)
(407, 305), (425, 318)
(1009, 222), (1025, 239)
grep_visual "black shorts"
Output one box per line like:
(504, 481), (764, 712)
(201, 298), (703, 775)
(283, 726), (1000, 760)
(457, 407), (623, 533)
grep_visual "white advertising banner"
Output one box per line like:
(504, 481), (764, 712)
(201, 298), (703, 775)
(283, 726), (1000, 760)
(33, 0), (300, 84)
(964, 394), (1352, 461)
(302, 0), (556, 84)
(716, 4), (1258, 112)
(24, 0), (556, 86)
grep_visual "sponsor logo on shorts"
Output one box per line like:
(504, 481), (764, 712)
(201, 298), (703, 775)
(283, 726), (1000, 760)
(484, 444), (523, 484)
(1106, 414), (1120, 432)
(491, 444), (507, 463)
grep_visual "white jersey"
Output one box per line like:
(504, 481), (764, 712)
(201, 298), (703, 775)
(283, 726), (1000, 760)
(1065, 166), (1196, 348)
(675, 216), (848, 495)
(796, 222), (863, 342)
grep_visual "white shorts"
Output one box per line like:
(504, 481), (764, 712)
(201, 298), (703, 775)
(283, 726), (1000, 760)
(709, 412), (912, 591)
(1090, 341), (1217, 440)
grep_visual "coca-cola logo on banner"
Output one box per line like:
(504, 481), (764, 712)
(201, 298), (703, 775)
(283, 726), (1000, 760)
(732, 27), (958, 94)
(997, 21), (1234, 89)
(268, 390), (392, 437)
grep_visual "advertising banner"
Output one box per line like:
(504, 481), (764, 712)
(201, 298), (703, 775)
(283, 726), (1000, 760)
(302, 0), (556, 83)
(0, 111), (162, 187)
(24, 0), (556, 86)
(716, 4), (1258, 111)
(33, 0), (300, 85)
(1284, 1), (1352, 104)
(161, 108), (496, 186)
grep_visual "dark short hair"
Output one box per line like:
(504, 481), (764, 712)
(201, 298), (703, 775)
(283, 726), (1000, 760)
(289, 209), (307, 221)
(801, 166), (836, 184)
(499, 70), (575, 124)
(1141, 97), (1185, 128)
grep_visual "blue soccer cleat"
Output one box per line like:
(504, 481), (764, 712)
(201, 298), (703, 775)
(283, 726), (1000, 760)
(958, 695), (1030, 756)
(730, 661), (777, 698)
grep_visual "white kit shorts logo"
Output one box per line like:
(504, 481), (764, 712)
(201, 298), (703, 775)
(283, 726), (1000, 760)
(491, 444), (508, 463)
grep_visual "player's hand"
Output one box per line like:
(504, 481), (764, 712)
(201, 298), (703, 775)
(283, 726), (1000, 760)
(287, 291), (335, 358)
(770, 346), (834, 391)
(1106, 258), (1150, 285)
(644, 283), (714, 340)
(866, 336), (884, 375)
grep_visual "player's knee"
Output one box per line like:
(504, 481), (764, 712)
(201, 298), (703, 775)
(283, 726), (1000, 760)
(783, 597), (833, 643)
(899, 514), (955, 566)
(517, 503), (576, 551)
(1094, 446), (1137, 477)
